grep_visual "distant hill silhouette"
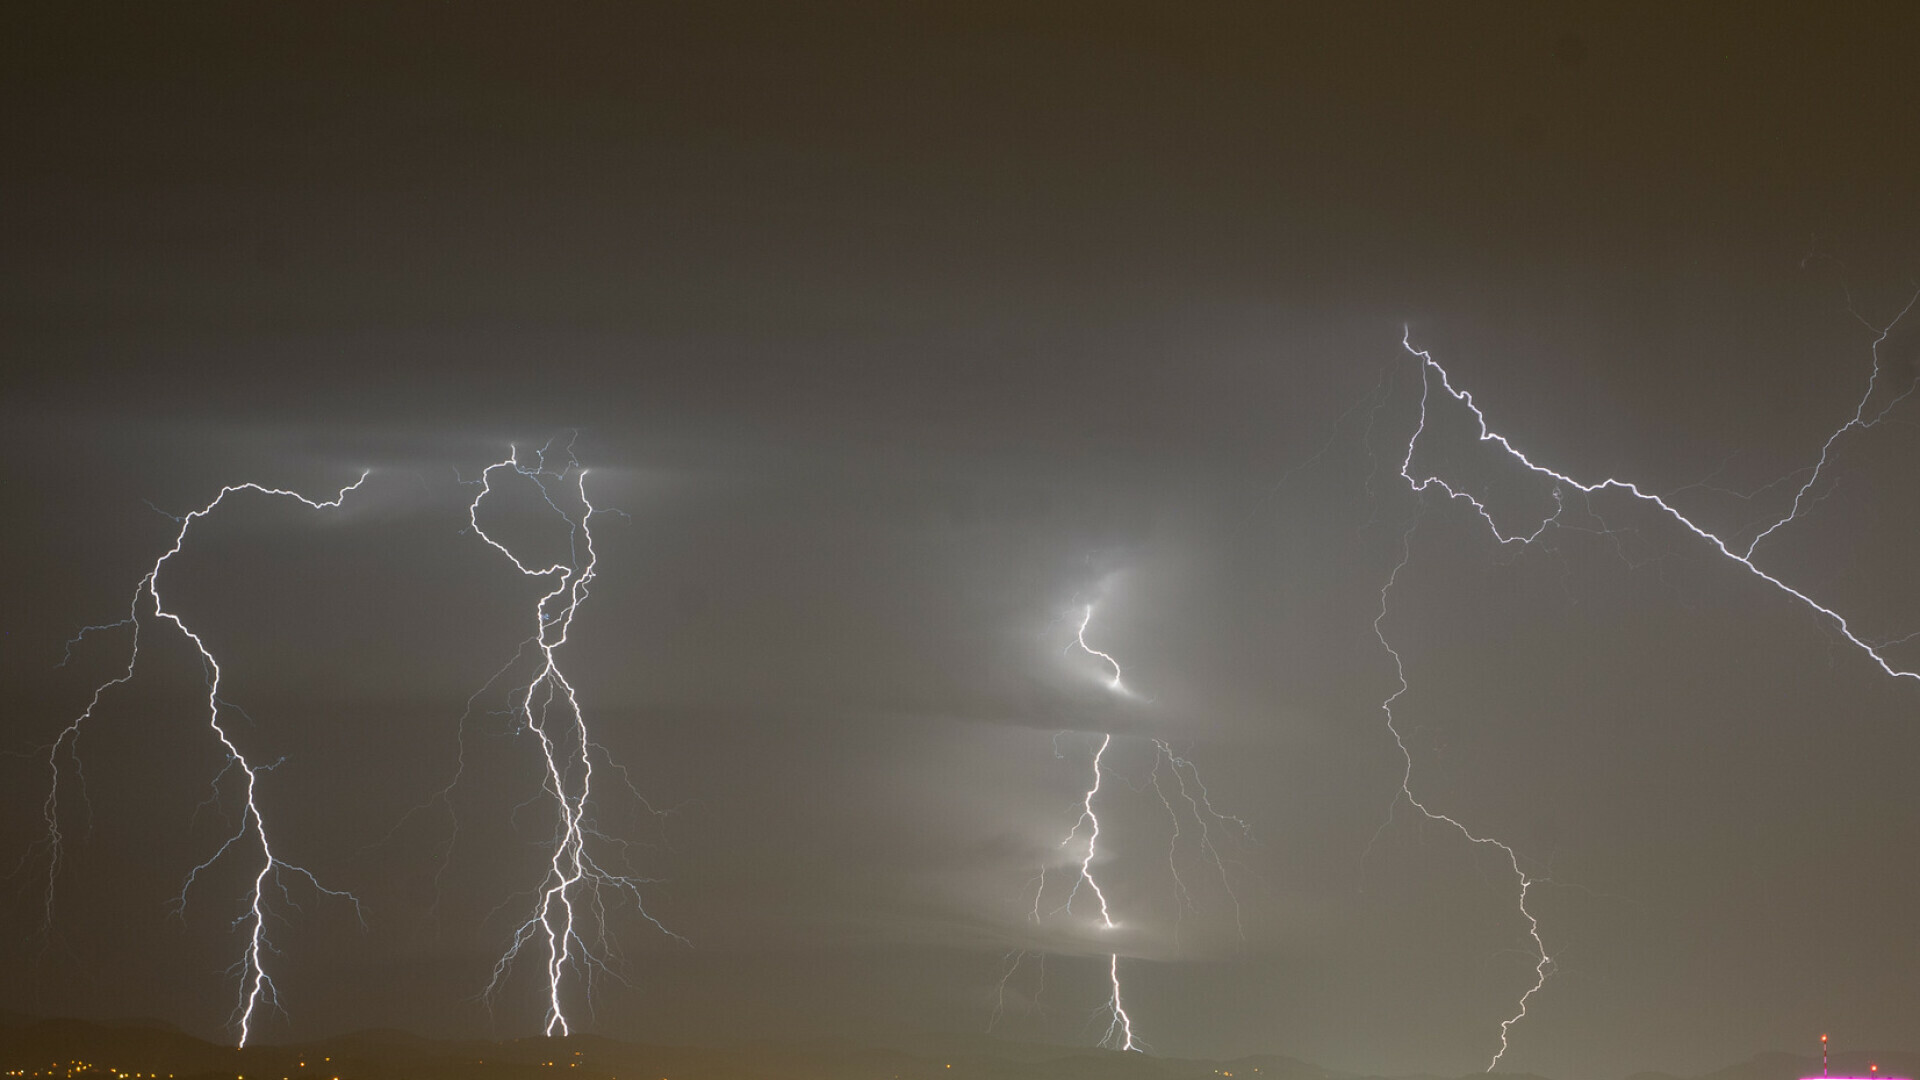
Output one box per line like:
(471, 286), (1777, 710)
(0, 1014), (1912, 1080)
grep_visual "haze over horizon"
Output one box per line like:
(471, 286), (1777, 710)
(5, 1011), (1916, 1080)
(5, 5), (1919, 1079)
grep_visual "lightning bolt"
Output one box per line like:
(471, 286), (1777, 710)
(1371, 521), (1548, 1073)
(1741, 287), (1920, 560)
(1060, 604), (1139, 1051)
(1053, 731), (1138, 1051)
(1055, 732), (1122, 933)
(1003, 605), (1246, 1053)
(467, 441), (684, 1037)
(1099, 951), (1137, 1053)
(1003, 602), (1254, 1050)
(1147, 739), (1250, 944)
(1373, 285), (1918, 1070)
(1075, 605), (1125, 693)
(1398, 297), (1920, 684)
(34, 472), (372, 1045)
(987, 948), (1045, 1033)
(1006, 605), (1139, 1051)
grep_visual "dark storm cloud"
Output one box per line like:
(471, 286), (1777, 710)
(5, 4), (1920, 1080)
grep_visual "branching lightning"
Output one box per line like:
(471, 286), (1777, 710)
(1374, 285), (1918, 1070)
(987, 947), (1046, 1033)
(1741, 287), (1920, 562)
(1056, 731), (1137, 1051)
(1058, 733), (1119, 934)
(997, 603), (1251, 1052)
(1148, 739), (1249, 943)
(1398, 295), (1920, 684)
(466, 441), (684, 1037)
(33, 438), (681, 1043)
(1371, 521), (1549, 1073)
(34, 473), (372, 1045)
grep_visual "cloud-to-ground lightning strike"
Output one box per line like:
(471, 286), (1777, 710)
(467, 442), (683, 1037)
(1371, 525), (1549, 1073)
(999, 607), (1136, 1050)
(1375, 287), (1919, 1070)
(34, 473), (372, 1046)
(1053, 731), (1137, 1052)
(999, 603), (1251, 1050)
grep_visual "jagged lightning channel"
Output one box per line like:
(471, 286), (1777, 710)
(1371, 522), (1547, 1073)
(1741, 287), (1920, 561)
(36, 473), (372, 1045)
(1000, 607), (1137, 1050)
(1054, 731), (1137, 1052)
(1148, 739), (1250, 943)
(1060, 733), (1120, 933)
(1076, 605), (1125, 693)
(468, 443), (683, 1037)
(1398, 296), (1920, 684)
(1063, 608), (1138, 1051)
(1073, 606), (1248, 944)
(999, 604), (1253, 1048)
(987, 947), (1047, 1033)
(1376, 290), (1918, 1070)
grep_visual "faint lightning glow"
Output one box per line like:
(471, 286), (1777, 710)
(1377, 287), (1918, 1070)
(988, 948), (1045, 1033)
(468, 441), (684, 1037)
(35, 473), (372, 1045)
(1148, 739), (1250, 943)
(1742, 288), (1920, 560)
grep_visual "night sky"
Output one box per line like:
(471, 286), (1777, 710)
(5, 5), (1920, 1078)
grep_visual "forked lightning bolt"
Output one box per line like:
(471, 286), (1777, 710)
(1066, 607), (1133, 1052)
(1378, 287), (1918, 1069)
(468, 442), (683, 1037)
(35, 473), (372, 1045)
(1741, 287), (1920, 561)
(1148, 739), (1249, 942)
(1399, 292), (1920, 683)
(1055, 731), (1137, 1052)
(1000, 604), (1250, 1050)
(1070, 606), (1249, 945)
(1372, 526), (1547, 1073)
(1003, 606), (1137, 1050)
(1062, 734), (1119, 934)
